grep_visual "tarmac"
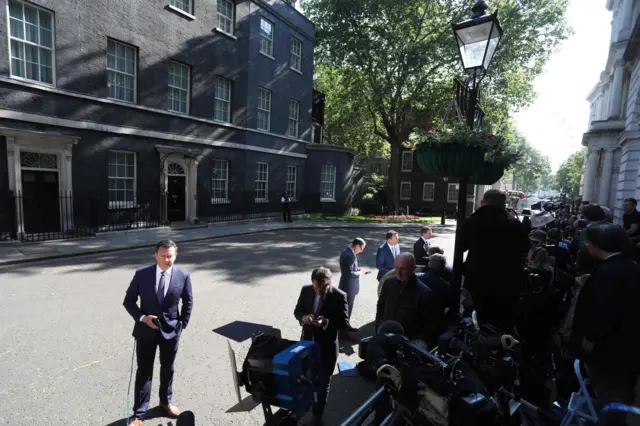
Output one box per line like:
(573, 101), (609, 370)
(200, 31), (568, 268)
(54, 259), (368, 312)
(0, 217), (456, 266)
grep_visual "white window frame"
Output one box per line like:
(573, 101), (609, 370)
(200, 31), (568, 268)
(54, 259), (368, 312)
(257, 87), (271, 131)
(447, 183), (460, 204)
(320, 164), (336, 201)
(286, 165), (297, 199)
(290, 37), (302, 72)
(259, 18), (274, 58)
(168, 61), (190, 114)
(400, 182), (411, 200)
(401, 151), (413, 172)
(214, 76), (231, 123)
(287, 99), (299, 137)
(216, 0), (234, 35)
(107, 39), (137, 104)
(108, 150), (137, 209)
(211, 159), (229, 203)
(422, 182), (435, 201)
(7, 0), (55, 85)
(169, 0), (192, 14)
(255, 162), (269, 202)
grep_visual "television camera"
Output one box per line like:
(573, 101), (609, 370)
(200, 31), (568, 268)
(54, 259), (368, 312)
(227, 329), (324, 426)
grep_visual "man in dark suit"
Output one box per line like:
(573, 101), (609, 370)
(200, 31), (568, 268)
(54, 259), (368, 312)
(458, 189), (529, 331)
(376, 230), (399, 280)
(376, 253), (439, 348)
(123, 240), (194, 426)
(338, 238), (370, 320)
(294, 267), (349, 424)
(413, 226), (432, 266)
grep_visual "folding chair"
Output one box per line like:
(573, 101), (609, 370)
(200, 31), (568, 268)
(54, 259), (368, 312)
(559, 359), (598, 426)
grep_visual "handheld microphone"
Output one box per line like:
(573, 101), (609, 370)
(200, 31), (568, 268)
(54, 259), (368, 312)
(152, 318), (162, 330)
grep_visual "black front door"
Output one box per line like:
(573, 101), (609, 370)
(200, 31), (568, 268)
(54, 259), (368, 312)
(167, 175), (186, 222)
(21, 170), (60, 233)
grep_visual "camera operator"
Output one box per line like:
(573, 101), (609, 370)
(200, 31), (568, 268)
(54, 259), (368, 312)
(458, 189), (530, 332)
(571, 224), (640, 426)
(293, 267), (349, 424)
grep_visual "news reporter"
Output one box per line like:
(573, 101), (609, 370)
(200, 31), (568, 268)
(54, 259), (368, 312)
(123, 240), (194, 426)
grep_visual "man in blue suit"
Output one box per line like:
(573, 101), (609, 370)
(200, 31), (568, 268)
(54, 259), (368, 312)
(338, 238), (369, 321)
(376, 230), (400, 281)
(123, 240), (194, 426)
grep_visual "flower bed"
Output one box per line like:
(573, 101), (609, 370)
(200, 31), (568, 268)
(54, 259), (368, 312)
(367, 214), (421, 220)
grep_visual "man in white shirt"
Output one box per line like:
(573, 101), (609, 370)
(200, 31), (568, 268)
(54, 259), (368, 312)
(123, 240), (194, 426)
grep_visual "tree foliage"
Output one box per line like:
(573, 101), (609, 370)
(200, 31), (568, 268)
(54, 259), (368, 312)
(507, 136), (552, 194)
(553, 150), (585, 195)
(303, 0), (571, 208)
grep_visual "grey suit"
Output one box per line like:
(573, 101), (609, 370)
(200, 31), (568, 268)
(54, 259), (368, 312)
(338, 247), (360, 317)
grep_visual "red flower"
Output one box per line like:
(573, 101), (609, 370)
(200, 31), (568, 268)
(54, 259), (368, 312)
(486, 134), (494, 140)
(422, 125), (436, 133)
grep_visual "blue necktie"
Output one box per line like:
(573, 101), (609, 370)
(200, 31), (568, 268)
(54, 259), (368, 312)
(158, 271), (167, 305)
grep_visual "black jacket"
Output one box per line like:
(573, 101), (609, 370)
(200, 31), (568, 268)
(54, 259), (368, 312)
(572, 254), (640, 372)
(413, 237), (429, 266)
(294, 285), (349, 348)
(459, 205), (530, 303)
(376, 275), (438, 345)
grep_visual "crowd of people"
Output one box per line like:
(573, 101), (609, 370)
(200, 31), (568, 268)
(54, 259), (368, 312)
(292, 189), (640, 425)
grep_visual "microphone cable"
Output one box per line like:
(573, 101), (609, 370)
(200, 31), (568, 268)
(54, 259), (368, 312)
(125, 338), (137, 425)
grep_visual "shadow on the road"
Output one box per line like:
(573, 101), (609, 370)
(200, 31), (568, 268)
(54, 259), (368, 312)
(3, 229), (457, 285)
(226, 395), (260, 413)
(105, 408), (197, 426)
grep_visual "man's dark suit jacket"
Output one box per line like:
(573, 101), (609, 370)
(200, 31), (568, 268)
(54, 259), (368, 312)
(294, 285), (349, 349)
(413, 237), (429, 266)
(572, 254), (640, 373)
(376, 244), (395, 280)
(123, 265), (194, 341)
(375, 275), (439, 346)
(338, 247), (360, 296)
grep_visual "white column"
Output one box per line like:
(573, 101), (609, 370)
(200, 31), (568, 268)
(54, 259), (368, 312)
(598, 149), (614, 207)
(188, 159), (198, 222)
(609, 63), (625, 118)
(620, 0), (634, 33)
(582, 150), (598, 202)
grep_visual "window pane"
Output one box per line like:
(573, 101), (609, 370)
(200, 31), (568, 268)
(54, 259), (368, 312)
(107, 40), (136, 102)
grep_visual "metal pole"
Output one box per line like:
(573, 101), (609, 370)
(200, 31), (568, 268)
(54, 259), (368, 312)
(451, 84), (478, 313)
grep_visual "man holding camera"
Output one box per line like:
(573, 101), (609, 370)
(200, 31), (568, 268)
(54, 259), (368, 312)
(294, 267), (349, 424)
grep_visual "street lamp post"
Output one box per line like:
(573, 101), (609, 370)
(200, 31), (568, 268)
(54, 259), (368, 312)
(450, 0), (503, 308)
(441, 176), (449, 225)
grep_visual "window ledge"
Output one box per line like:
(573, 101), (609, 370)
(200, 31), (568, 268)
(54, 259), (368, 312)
(290, 67), (302, 75)
(166, 4), (196, 20)
(320, 198), (336, 203)
(400, 198), (410, 201)
(211, 199), (231, 204)
(255, 199), (270, 203)
(423, 199), (434, 202)
(401, 169), (412, 173)
(260, 52), (275, 60)
(214, 27), (237, 40)
(108, 203), (139, 210)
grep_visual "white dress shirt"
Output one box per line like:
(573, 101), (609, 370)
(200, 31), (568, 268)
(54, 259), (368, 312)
(387, 242), (399, 258)
(312, 292), (329, 330)
(139, 265), (172, 322)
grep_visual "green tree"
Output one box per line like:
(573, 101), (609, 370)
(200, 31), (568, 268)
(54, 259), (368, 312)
(314, 64), (388, 158)
(554, 150), (585, 195)
(508, 137), (552, 193)
(303, 0), (571, 209)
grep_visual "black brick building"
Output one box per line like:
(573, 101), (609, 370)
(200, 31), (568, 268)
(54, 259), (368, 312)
(0, 0), (356, 240)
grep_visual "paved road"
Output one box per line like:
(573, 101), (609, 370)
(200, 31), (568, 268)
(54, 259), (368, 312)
(0, 228), (455, 426)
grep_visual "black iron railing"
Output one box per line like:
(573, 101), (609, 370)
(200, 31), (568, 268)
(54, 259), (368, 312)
(3, 192), (165, 242)
(203, 190), (313, 223)
(0, 190), (333, 242)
